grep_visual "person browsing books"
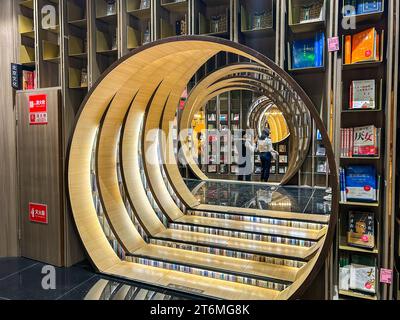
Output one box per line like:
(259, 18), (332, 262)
(257, 128), (279, 183)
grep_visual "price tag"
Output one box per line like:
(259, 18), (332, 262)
(380, 268), (393, 284)
(328, 37), (340, 52)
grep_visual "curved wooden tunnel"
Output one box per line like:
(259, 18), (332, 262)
(67, 37), (338, 300)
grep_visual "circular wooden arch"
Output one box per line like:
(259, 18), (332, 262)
(67, 36), (338, 300)
(176, 65), (312, 187)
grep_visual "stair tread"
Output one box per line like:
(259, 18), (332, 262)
(155, 229), (320, 260)
(106, 261), (280, 300)
(194, 204), (330, 224)
(175, 215), (327, 240)
(133, 244), (299, 282)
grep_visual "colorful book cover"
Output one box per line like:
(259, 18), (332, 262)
(351, 27), (378, 64)
(345, 165), (377, 202)
(351, 79), (376, 109)
(361, 0), (382, 14)
(347, 211), (375, 249)
(353, 125), (378, 156)
(291, 32), (324, 69)
(350, 264), (376, 293)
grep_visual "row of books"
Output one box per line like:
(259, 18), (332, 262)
(188, 211), (325, 230)
(343, 0), (383, 16)
(340, 125), (379, 157)
(339, 253), (376, 294)
(134, 257), (287, 291)
(169, 223), (314, 248)
(151, 239), (307, 269)
(339, 165), (378, 202)
(344, 27), (381, 65)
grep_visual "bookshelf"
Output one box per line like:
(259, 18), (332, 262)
(194, 0), (231, 39)
(159, 0), (189, 38)
(288, 0), (326, 33)
(335, 0), (389, 300)
(238, 0), (276, 60)
(285, 0), (331, 189)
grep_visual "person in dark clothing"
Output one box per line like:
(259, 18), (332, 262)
(257, 128), (279, 183)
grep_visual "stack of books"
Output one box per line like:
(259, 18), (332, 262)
(344, 27), (381, 64)
(340, 125), (379, 157)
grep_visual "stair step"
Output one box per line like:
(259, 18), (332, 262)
(129, 244), (300, 284)
(173, 215), (327, 241)
(153, 229), (321, 261)
(193, 204), (330, 224)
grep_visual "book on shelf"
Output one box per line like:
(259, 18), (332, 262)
(347, 211), (375, 249)
(349, 79), (376, 109)
(80, 68), (88, 87)
(140, 0), (151, 9)
(316, 144), (326, 156)
(22, 69), (35, 90)
(339, 252), (377, 294)
(343, 0), (383, 16)
(251, 10), (273, 30)
(278, 144), (287, 153)
(210, 14), (227, 34)
(278, 155), (288, 163)
(341, 165), (377, 202)
(106, 0), (117, 15)
(317, 159), (327, 173)
(350, 264), (376, 294)
(291, 32), (325, 69)
(340, 125), (379, 157)
(175, 16), (187, 36)
(298, 0), (324, 23)
(345, 27), (381, 64)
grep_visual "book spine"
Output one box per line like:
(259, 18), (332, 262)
(349, 81), (353, 109)
(350, 128), (353, 157)
(345, 35), (352, 64)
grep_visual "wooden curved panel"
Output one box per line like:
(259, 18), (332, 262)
(67, 37), (338, 300)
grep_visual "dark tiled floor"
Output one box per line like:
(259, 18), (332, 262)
(0, 258), (191, 300)
(185, 179), (331, 215)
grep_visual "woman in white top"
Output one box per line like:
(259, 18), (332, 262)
(257, 128), (279, 182)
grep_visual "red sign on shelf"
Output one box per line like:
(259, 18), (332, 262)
(29, 94), (48, 125)
(29, 202), (48, 224)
